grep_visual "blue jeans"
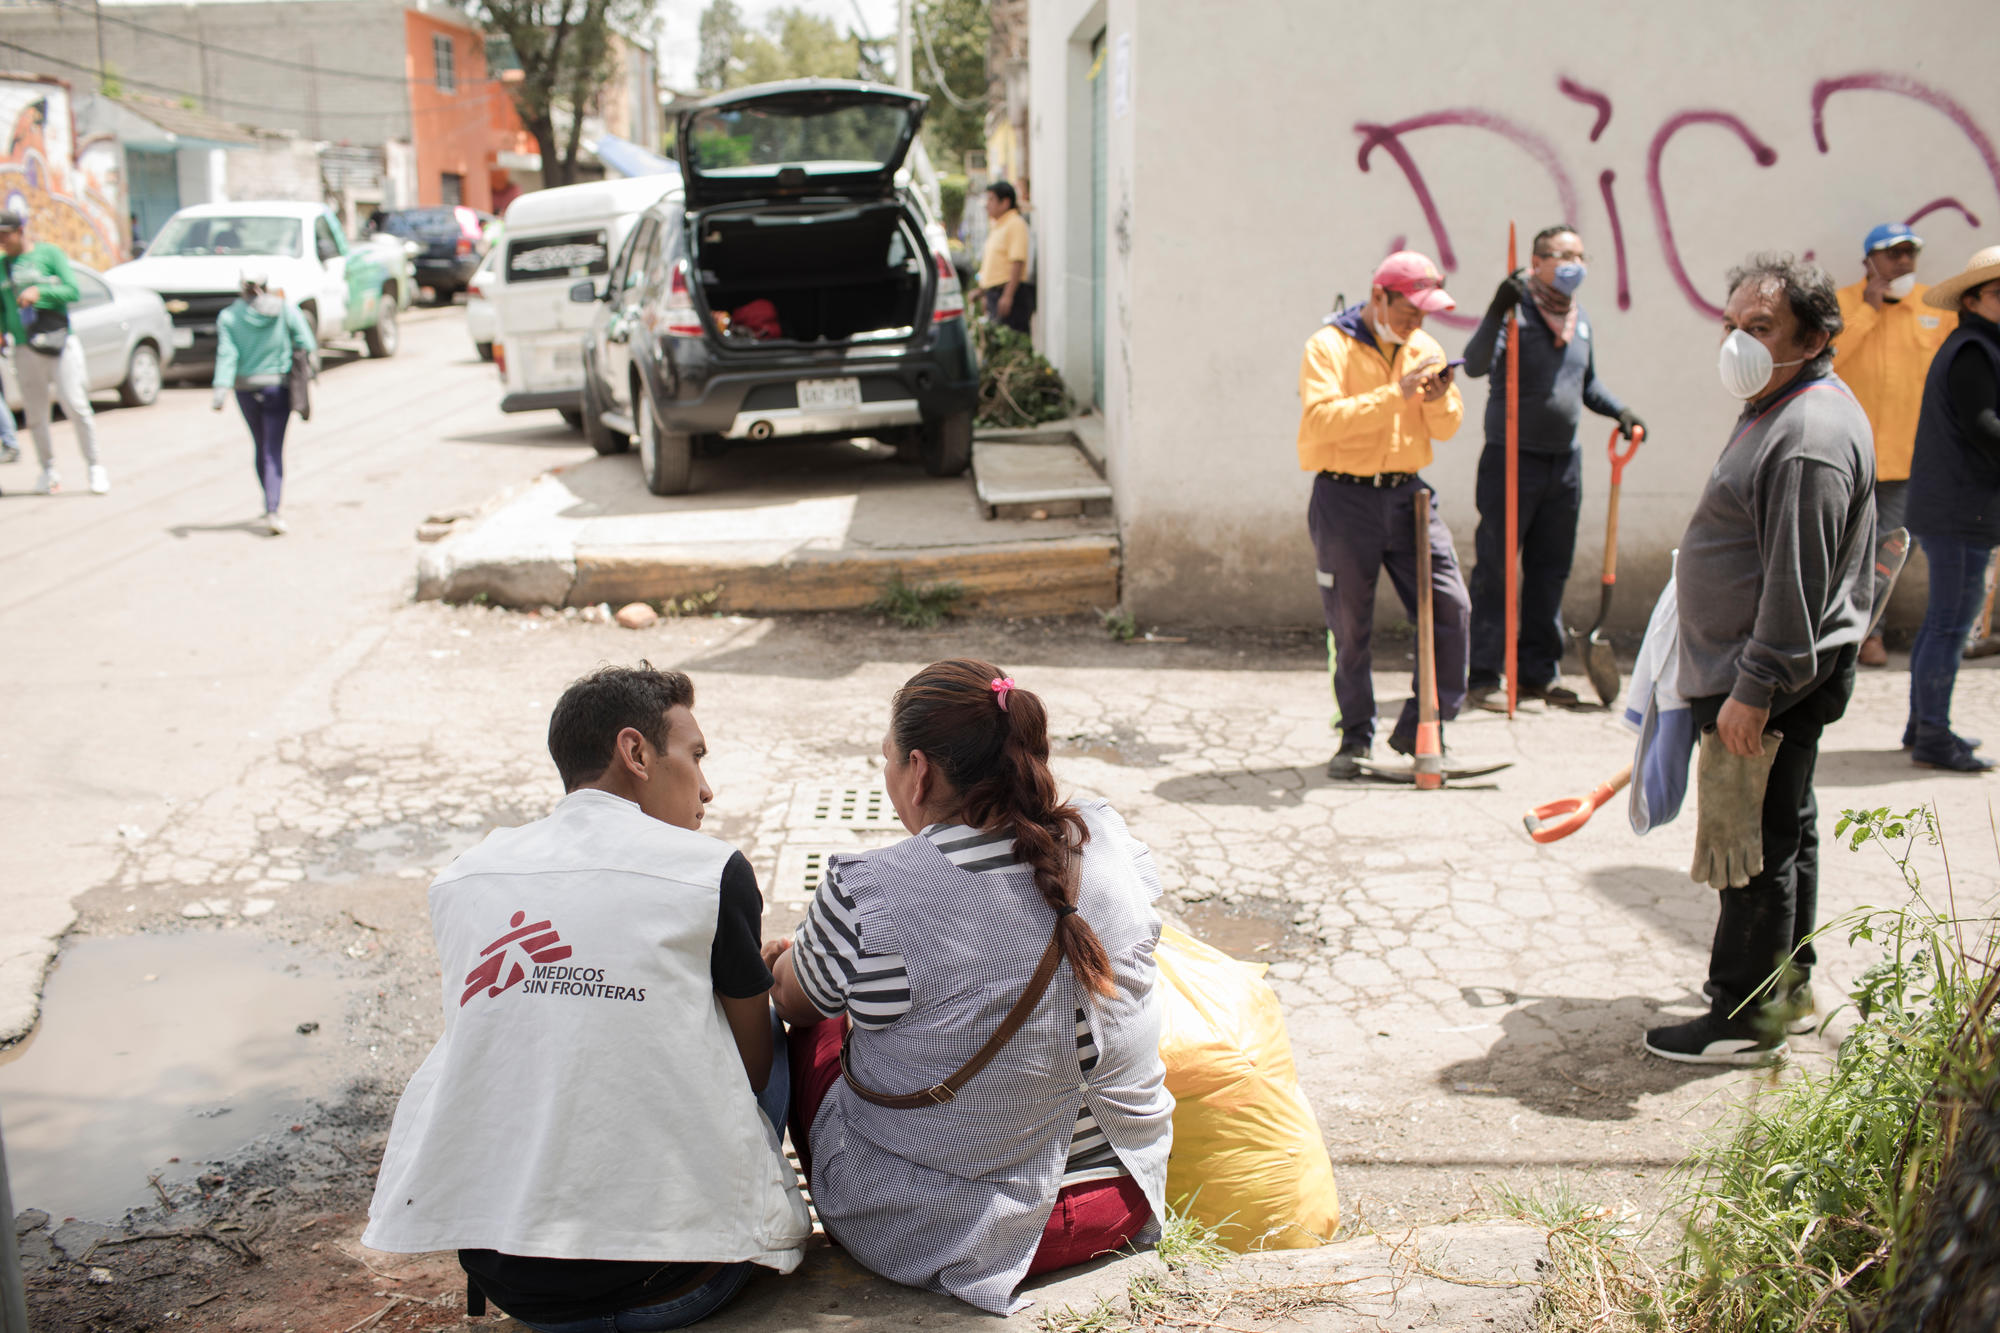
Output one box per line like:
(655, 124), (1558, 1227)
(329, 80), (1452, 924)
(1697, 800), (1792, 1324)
(0, 388), (17, 451)
(1907, 533), (1994, 744)
(236, 384), (290, 512)
(510, 1018), (791, 1333)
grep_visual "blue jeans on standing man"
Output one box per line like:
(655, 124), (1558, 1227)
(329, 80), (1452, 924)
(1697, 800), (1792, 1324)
(508, 1020), (791, 1333)
(1907, 532), (1995, 753)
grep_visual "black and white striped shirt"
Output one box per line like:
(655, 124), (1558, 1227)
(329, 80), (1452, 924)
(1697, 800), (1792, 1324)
(791, 823), (1125, 1185)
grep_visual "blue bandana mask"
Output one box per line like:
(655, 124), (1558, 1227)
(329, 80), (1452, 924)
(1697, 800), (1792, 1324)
(1550, 261), (1587, 295)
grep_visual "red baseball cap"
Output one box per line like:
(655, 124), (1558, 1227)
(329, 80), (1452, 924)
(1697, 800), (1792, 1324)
(1372, 251), (1456, 313)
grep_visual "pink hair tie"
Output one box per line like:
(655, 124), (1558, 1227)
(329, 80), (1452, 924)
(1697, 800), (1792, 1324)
(990, 677), (1019, 711)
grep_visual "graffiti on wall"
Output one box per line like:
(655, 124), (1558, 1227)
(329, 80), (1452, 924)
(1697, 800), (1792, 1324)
(0, 77), (123, 271)
(1354, 69), (1997, 328)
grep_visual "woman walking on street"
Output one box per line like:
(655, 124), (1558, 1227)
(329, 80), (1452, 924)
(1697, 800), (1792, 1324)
(213, 269), (315, 535)
(767, 659), (1173, 1315)
(1904, 245), (2000, 772)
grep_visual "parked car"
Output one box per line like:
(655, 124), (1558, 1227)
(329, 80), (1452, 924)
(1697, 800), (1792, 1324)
(370, 206), (493, 303)
(490, 173), (680, 425)
(466, 258), (497, 361)
(106, 201), (414, 377)
(574, 79), (977, 495)
(0, 262), (175, 409)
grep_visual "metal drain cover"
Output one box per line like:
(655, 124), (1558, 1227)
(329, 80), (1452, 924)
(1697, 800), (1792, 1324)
(771, 845), (847, 904)
(785, 784), (905, 831)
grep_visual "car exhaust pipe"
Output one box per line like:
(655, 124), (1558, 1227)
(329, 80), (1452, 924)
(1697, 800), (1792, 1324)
(746, 419), (774, 441)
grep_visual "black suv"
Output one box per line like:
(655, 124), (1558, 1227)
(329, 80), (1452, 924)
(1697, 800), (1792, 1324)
(572, 80), (979, 495)
(371, 207), (492, 302)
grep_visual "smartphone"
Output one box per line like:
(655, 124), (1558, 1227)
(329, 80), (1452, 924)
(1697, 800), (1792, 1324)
(1443, 357), (1467, 371)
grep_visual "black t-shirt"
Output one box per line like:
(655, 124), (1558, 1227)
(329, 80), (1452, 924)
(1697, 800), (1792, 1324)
(460, 850), (770, 1322)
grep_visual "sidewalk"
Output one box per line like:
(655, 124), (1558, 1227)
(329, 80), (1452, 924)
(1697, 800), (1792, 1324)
(415, 440), (1118, 616)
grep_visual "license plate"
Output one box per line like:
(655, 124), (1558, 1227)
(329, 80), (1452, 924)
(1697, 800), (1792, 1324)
(544, 345), (582, 379)
(171, 328), (195, 349)
(798, 377), (862, 411)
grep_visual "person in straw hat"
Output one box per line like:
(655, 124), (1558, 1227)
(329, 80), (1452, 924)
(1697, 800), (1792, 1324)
(1902, 245), (2000, 771)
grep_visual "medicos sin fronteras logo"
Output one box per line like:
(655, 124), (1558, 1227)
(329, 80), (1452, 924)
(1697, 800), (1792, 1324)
(460, 910), (649, 1006)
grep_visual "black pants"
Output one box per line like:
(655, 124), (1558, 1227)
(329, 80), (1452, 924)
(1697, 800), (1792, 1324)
(1468, 445), (1581, 691)
(1687, 645), (1858, 1018)
(982, 282), (1036, 332)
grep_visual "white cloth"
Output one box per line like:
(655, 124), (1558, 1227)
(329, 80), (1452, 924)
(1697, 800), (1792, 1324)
(362, 789), (811, 1268)
(1624, 554), (1694, 834)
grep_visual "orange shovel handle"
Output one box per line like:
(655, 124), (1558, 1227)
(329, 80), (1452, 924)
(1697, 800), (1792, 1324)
(1522, 765), (1633, 844)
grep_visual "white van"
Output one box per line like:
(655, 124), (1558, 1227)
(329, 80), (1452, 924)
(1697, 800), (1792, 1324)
(491, 173), (681, 421)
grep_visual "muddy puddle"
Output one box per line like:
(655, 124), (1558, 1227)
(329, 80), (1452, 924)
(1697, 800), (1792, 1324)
(1180, 902), (1303, 959)
(0, 930), (358, 1222)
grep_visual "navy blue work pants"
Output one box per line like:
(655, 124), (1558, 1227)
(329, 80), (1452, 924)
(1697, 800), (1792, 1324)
(1468, 445), (1582, 691)
(1307, 473), (1470, 750)
(236, 384), (291, 514)
(1907, 532), (1995, 742)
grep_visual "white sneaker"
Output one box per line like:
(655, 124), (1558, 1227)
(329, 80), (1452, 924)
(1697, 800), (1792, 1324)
(33, 466), (58, 494)
(88, 465), (109, 495)
(266, 512), (288, 536)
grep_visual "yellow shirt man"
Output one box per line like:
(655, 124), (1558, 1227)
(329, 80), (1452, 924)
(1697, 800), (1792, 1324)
(978, 208), (1029, 291)
(1835, 279), (1954, 481)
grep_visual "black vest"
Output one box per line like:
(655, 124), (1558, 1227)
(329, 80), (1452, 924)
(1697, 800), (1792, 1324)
(1907, 315), (2000, 543)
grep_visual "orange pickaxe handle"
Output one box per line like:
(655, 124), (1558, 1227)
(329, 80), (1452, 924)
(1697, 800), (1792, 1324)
(1522, 765), (1632, 843)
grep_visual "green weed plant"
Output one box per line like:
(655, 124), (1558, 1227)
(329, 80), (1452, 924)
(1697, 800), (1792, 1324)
(867, 575), (966, 630)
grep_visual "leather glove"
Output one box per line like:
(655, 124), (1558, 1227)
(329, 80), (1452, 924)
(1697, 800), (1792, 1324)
(1616, 408), (1645, 441)
(1487, 271), (1526, 321)
(1690, 725), (1783, 890)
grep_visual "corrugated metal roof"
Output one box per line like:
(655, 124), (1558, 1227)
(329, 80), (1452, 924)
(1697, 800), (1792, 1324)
(108, 94), (267, 145)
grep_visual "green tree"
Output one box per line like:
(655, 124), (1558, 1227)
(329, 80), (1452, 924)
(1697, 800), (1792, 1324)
(474, 0), (659, 188)
(910, 0), (987, 171)
(694, 0), (744, 91)
(692, 2), (874, 90)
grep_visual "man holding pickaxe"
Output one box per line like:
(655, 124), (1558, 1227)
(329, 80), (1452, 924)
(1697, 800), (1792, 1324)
(1463, 224), (1643, 710)
(1298, 251), (1470, 779)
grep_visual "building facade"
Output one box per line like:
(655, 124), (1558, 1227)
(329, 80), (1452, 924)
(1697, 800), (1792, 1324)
(1027, 0), (2000, 627)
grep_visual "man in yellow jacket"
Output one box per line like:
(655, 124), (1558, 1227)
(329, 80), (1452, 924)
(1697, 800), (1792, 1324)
(1299, 250), (1469, 778)
(1834, 222), (1955, 664)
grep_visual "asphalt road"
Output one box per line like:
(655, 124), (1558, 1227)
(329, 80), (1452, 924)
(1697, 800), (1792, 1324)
(0, 304), (594, 1041)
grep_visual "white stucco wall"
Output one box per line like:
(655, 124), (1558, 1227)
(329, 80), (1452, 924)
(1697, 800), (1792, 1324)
(1029, 0), (2000, 628)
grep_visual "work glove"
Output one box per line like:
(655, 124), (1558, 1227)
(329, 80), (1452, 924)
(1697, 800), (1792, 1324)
(1689, 726), (1783, 890)
(1616, 408), (1645, 441)
(1487, 271), (1526, 322)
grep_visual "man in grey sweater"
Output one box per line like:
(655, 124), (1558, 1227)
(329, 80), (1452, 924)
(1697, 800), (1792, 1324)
(1646, 254), (1875, 1065)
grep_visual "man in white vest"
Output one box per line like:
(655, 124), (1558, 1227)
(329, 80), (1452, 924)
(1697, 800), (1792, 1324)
(364, 664), (811, 1329)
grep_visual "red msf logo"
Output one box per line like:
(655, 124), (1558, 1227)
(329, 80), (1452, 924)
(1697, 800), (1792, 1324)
(461, 910), (573, 1006)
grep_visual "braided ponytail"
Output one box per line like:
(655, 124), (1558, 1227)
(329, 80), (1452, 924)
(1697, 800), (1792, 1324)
(890, 658), (1115, 998)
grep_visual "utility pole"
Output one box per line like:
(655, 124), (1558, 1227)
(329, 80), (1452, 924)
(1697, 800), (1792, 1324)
(0, 1121), (29, 1333)
(896, 0), (912, 90)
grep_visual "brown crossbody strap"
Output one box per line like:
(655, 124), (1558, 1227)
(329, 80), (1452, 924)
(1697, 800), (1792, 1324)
(840, 926), (1067, 1109)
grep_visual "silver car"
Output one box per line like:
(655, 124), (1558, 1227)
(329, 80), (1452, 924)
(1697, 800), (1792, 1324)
(3, 263), (176, 411)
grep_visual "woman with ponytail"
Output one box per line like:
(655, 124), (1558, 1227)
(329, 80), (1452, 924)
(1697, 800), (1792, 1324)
(769, 659), (1173, 1314)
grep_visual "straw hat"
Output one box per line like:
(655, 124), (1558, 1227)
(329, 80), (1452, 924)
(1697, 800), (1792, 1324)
(1923, 244), (2000, 309)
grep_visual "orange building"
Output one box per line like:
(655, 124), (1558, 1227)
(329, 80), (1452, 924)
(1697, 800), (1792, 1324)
(403, 6), (533, 211)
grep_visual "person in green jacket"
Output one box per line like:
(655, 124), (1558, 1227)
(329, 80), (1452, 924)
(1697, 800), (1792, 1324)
(0, 211), (104, 495)
(212, 268), (316, 536)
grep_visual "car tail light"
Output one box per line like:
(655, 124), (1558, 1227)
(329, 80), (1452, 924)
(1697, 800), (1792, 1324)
(467, 280), (482, 299)
(664, 259), (703, 337)
(457, 237), (473, 256)
(932, 252), (964, 323)
(493, 341), (506, 374)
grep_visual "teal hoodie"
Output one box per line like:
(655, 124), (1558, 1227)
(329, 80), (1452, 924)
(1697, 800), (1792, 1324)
(213, 298), (316, 389)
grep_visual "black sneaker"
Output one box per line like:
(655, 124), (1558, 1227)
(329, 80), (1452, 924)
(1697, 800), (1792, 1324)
(1643, 1012), (1787, 1065)
(1325, 740), (1369, 780)
(1911, 733), (1996, 773)
(1522, 680), (1585, 708)
(1902, 724), (1983, 751)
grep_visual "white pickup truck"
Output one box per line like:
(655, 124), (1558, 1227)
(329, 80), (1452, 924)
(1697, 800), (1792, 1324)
(109, 201), (415, 377)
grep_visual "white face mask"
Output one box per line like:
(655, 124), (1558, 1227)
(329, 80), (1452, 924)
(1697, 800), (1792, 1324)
(1885, 272), (1917, 300)
(1718, 328), (1806, 400)
(251, 292), (282, 317)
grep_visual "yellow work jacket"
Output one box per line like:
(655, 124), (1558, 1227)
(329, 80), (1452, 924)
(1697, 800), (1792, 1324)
(1297, 320), (1463, 475)
(1833, 280), (1955, 481)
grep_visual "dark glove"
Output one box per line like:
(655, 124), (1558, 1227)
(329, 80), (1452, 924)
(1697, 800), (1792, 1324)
(1617, 408), (1645, 441)
(1487, 271), (1526, 321)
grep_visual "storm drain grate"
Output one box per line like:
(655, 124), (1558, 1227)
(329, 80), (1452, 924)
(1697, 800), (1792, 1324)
(787, 785), (903, 831)
(772, 845), (847, 904)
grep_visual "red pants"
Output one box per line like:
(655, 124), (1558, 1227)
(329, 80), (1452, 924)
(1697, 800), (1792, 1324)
(787, 1015), (1152, 1277)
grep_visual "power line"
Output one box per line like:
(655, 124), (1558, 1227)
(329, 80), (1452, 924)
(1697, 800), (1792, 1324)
(43, 0), (501, 91)
(0, 35), (509, 124)
(913, 7), (979, 111)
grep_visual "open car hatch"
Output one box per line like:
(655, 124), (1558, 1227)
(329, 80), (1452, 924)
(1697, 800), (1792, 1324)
(678, 80), (928, 208)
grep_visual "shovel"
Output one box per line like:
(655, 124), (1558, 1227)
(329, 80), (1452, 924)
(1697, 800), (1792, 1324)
(1579, 423), (1644, 705)
(1523, 764), (1631, 843)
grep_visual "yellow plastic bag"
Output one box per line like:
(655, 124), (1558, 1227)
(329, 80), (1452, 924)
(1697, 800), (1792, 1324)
(1157, 924), (1339, 1251)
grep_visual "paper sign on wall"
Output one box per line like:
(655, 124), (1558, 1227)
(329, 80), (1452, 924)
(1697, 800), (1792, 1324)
(1112, 33), (1132, 118)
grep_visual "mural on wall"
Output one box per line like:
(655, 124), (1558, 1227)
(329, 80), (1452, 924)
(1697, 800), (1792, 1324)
(0, 76), (124, 271)
(1353, 69), (1998, 329)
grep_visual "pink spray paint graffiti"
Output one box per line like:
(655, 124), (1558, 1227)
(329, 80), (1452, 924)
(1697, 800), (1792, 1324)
(1646, 111), (1779, 319)
(1354, 110), (1578, 327)
(1350, 69), (1995, 325)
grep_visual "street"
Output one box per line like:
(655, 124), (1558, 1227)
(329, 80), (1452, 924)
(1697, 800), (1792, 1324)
(5, 310), (2000, 1330)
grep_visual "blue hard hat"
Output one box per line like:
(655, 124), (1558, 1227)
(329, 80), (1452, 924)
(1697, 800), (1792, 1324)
(1864, 222), (1922, 254)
